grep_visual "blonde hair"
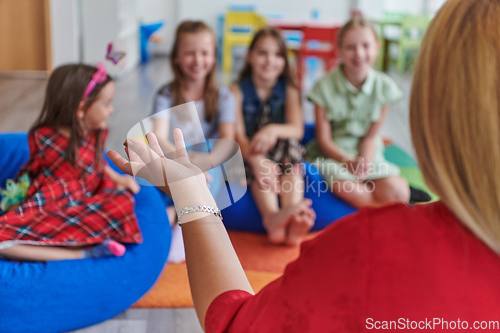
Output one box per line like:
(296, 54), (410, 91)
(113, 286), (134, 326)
(170, 20), (218, 121)
(337, 16), (378, 47)
(410, 0), (500, 252)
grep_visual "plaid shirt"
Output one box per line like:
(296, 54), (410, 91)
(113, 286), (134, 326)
(0, 127), (142, 247)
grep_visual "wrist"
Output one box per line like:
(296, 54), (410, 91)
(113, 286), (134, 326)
(169, 179), (217, 223)
(340, 154), (355, 164)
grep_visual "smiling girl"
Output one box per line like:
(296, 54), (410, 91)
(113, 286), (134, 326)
(232, 27), (315, 246)
(306, 17), (411, 208)
(152, 21), (235, 198)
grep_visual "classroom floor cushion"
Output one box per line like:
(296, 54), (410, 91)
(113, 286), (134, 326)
(0, 133), (171, 333)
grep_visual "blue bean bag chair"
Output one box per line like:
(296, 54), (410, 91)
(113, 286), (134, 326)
(0, 133), (171, 333)
(221, 124), (357, 232)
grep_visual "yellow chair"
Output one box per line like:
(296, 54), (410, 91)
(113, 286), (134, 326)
(222, 10), (266, 78)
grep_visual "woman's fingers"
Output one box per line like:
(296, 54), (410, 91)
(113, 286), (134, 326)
(106, 151), (133, 176)
(146, 132), (165, 158)
(173, 128), (188, 159)
(125, 138), (161, 164)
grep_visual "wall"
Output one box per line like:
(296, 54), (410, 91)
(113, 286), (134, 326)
(357, 0), (428, 18)
(137, 0), (178, 55)
(178, 0), (351, 34)
(49, 0), (80, 69)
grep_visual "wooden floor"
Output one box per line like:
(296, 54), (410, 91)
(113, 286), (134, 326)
(0, 58), (414, 333)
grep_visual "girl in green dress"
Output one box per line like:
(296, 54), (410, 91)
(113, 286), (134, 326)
(307, 17), (410, 208)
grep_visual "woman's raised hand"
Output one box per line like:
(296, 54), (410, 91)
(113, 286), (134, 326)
(106, 129), (207, 197)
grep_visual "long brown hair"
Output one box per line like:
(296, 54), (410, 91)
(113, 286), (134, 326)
(30, 64), (112, 169)
(170, 20), (218, 121)
(239, 27), (298, 88)
(410, 0), (500, 252)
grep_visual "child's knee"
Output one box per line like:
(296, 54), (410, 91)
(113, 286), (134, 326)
(374, 179), (409, 203)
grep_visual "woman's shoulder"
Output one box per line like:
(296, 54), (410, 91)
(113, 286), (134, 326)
(313, 201), (455, 249)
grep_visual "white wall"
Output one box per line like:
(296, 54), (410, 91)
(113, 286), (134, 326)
(49, 0), (80, 68)
(137, 0), (352, 57)
(178, 0), (352, 34)
(385, 0), (424, 15)
(428, 0), (447, 13)
(137, 0), (178, 55)
(358, 0), (427, 18)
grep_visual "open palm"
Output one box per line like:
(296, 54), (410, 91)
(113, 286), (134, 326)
(106, 129), (206, 197)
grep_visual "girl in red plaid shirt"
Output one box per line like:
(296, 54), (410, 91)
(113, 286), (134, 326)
(0, 64), (142, 261)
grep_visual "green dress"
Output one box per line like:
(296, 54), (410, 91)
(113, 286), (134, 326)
(307, 67), (403, 183)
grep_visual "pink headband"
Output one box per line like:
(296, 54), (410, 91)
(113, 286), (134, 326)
(82, 61), (108, 100)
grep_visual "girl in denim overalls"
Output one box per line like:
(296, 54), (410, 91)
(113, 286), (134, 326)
(232, 28), (315, 246)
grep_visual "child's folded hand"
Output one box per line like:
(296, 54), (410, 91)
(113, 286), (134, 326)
(115, 175), (140, 194)
(346, 157), (369, 181)
(250, 125), (278, 154)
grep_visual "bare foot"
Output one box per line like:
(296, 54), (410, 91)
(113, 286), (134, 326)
(263, 204), (302, 244)
(286, 200), (315, 246)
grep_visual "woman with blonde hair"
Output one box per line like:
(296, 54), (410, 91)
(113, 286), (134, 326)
(108, 0), (500, 330)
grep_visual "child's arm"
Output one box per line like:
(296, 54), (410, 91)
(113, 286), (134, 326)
(153, 118), (176, 154)
(358, 105), (390, 163)
(104, 165), (140, 194)
(231, 83), (252, 160)
(250, 85), (304, 155)
(314, 104), (350, 162)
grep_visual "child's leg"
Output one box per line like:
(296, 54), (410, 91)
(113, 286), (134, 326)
(0, 244), (83, 261)
(0, 239), (127, 262)
(279, 173), (315, 246)
(331, 180), (380, 208)
(371, 176), (410, 206)
(250, 182), (286, 244)
(332, 177), (410, 208)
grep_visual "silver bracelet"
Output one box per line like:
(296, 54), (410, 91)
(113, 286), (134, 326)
(177, 205), (223, 224)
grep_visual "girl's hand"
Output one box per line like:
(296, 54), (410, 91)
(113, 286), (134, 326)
(346, 157), (369, 181)
(115, 175), (140, 194)
(248, 154), (281, 193)
(250, 125), (278, 155)
(106, 130), (207, 200)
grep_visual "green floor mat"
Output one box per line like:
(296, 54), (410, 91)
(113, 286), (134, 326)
(384, 145), (439, 201)
(384, 145), (418, 168)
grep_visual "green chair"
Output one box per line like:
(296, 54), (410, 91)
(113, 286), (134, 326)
(395, 15), (431, 73)
(372, 12), (408, 72)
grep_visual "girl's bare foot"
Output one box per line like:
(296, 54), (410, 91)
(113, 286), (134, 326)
(263, 200), (314, 244)
(286, 200), (315, 246)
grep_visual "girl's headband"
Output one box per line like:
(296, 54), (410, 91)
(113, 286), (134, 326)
(82, 61), (108, 100)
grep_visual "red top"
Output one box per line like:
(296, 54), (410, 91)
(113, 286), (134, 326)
(0, 127), (142, 247)
(206, 201), (500, 332)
